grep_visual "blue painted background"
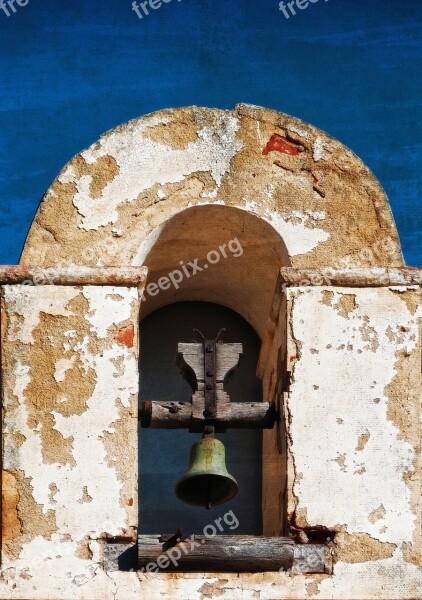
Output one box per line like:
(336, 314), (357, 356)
(0, 0), (420, 265)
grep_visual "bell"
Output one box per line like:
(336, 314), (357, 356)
(175, 438), (238, 509)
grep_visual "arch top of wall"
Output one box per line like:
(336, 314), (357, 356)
(21, 103), (403, 268)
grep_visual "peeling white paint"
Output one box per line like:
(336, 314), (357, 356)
(264, 184), (275, 199)
(2, 286), (139, 573)
(285, 122), (311, 140)
(54, 356), (76, 382)
(242, 201), (330, 255)
(66, 114), (243, 230)
(317, 550), (422, 600)
(306, 210), (326, 221)
(313, 136), (327, 161)
(4, 286), (79, 344)
(200, 187), (218, 198)
(287, 287), (420, 546)
(82, 287), (134, 338)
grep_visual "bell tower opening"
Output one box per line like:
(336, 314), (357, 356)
(139, 301), (263, 535)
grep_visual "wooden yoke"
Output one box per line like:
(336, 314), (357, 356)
(139, 338), (277, 432)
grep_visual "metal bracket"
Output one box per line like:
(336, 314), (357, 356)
(159, 529), (190, 550)
(193, 328), (226, 435)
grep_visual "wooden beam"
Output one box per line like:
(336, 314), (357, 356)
(278, 267), (422, 288)
(139, 400), (277, 430)
(137, 535), (332, 573)
(177, 342), (243, 388)
(138, 535), (294, 572)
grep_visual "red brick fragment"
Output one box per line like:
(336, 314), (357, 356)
(116, 325), (135, 348)
(263, 134), (300, 156)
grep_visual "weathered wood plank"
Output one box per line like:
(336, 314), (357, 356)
(139, 400), (277, 429)
(138, 535), (294, 572)
(137, 536), (331, 573)
(177, 343), (243, 385)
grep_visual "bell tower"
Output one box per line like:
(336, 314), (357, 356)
(0, 105), (420, 600)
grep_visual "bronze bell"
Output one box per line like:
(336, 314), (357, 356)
(175, 438), (238, 509)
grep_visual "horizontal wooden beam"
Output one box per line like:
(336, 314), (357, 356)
(0, 266), (148, 287)
(278, 267), (422, 288)
(138, 535), (294, 572)
(136, 535), (332, 573)
(139, 400), (277, 430)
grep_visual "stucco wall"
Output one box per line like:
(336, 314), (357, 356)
(284, 284), (421, 598)
(1, 284), (140, 597)
(19, 104), (404, 338)
(1, 282), (419, 600)
(20, 105), (403, 272)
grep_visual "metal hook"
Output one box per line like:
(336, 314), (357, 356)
(193, 328), (205, 342)
(215, 328), (226, 344)
(193, 328), (226, 343)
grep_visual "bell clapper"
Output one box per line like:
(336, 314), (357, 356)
(203, 425), (215, 438)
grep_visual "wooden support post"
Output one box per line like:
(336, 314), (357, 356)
(140, 340), (277, 430)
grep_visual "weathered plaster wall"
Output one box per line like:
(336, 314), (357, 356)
(21, 104), (403, 272)
(1, 285), (418, 599)
(284, 285), (421, 598)
(1, 284), (140, 597)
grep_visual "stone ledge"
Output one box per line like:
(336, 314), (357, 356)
(0, 266), (148, 286)
(278, 267), (422, 288)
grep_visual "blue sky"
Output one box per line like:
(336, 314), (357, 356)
(0, 0), (420, 265)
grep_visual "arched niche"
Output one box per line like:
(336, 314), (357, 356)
(137, 204), (289, 336)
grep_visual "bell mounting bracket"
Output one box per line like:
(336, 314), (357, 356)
(193, 328), (226, 437)
(139, 328), (278, 431)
